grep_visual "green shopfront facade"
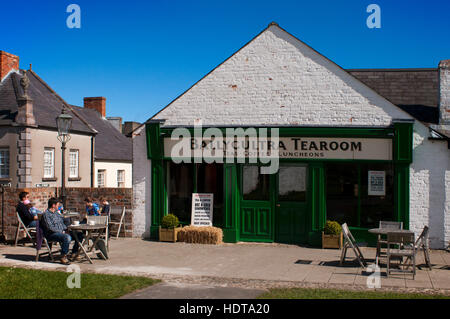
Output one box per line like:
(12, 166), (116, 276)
(146, 121), (414, 247)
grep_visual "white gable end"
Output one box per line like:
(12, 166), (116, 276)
(153, 24), (414, 126)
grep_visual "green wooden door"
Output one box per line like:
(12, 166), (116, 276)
(275, 164), (308, 244)
(239, 165), (273, 242)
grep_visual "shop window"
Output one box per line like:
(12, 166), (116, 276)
(326, 163), (359, 226)
(196, 163), (224, 227)
(242, 165), (270, 201)
(278, 164), (307, 201)
(167, 162), (194, 224)
(359, 163), (395, 228)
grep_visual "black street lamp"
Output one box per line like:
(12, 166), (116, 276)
(56, 107), (72, 209)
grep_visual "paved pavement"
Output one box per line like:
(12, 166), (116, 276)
(1, 239), (450, 297)
(120, 282), (266, 299)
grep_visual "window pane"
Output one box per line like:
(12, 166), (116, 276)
(168, 162), (194, 224)
(0, 148), (9, 178)
(360, 163), (395, 228)
(278, 164), (307, 201)
(44, 149), (54, 178)
(326, 163), (358, 226)
(69, 150), (78, 177)
(117, 170), (125, 187)
(243, 165), (270, 201)
(196, 164), (223, 227)
(98, 170), (105, 187)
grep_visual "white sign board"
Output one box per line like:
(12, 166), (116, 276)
(368, 171), (385, 196)
(165, 137), (392, 160)
(191, 193), (214, 227)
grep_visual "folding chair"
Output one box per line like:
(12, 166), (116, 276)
(86, 215), (109, 249)
(340, 223), (367, 268)
(386, 231), (416, 279)
(35, 220), (59, 262)
(15, 212), (36, 246)
(405, 226), (431, 270)
(109, 206), (126, 240)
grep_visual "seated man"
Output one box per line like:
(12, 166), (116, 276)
(99, 197), (110, 216)
(16, 191), (38, 228)
(41, 197), (83, 264)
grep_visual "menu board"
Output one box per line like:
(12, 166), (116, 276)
(368, 171), (385, 196)
(191, 193), (214, 226)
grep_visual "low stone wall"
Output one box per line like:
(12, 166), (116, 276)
(0, 187), (133, 242)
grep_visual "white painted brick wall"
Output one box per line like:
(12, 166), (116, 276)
(410, 123), (450, 249)
(154, 26), (412, 127)
(132, 125), (152, 238)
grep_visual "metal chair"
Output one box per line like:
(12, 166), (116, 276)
(386, 231), (416, 279)
(109, 206), (126, 239)
(340, 223), (367, 268)
(376, 221), (403, 262)
(14, 213), (36, 246)
(35, 219), (59, 262)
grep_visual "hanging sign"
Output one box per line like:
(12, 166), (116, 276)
(191, 193), (214, 226)
(368, 171), (385, 196)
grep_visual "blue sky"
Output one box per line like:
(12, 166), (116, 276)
(1, 0), (449, 122)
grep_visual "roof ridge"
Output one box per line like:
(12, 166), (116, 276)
(27, 69), (97, 134)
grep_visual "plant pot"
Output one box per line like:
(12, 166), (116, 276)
(159, 226), (182, 242)
(322, 231), (343, 249)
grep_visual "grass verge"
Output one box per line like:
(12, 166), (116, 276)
(0, 266), (160, 299)
(257, 287), (450, 299)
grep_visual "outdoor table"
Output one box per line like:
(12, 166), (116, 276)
(68, 224), (107, 264)
(369, 228), (414, 266)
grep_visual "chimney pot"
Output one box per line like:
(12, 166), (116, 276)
(84, 97), (106, 117)
(0, 51), (19, 81)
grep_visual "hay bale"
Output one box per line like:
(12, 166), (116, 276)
(177, 225), (223, 245)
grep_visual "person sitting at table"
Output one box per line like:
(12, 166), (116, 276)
(41, 197), (83, 264)
(84, 197), (100, 216)
(56, 198), (64, 215)
(16, 191), (38, 228)
(99, 197), (110, 216)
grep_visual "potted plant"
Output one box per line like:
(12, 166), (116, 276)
(159, 214), (182, 242)
(322, 220), (343, 249)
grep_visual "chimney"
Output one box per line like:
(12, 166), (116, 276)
(84, 97), (106, 117)
(0, 51), (19, 81)
(439, 60), (450, 126)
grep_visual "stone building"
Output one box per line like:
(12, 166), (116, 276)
(132, 23), (449, 248)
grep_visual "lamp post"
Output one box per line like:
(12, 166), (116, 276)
(56, 107), (72, 209)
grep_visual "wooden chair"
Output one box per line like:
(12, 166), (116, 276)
(14, 213), (36, 246)
(109, 206), (126, 240)
(86, 215), (109, 250)
(405, 226), (431, 270)
(376, 221), (403, 262)
(386, 231), (416, 279)
(340, 223), (367, 268)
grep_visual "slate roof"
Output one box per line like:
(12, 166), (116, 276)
(72, 105), (132, 162)
(348, 68), (439, 124)
(0, 69), (131, 161)
(0, 70), (95, 134)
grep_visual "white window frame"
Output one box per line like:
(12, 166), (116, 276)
(0, 148), (9, 178)
(69, 149), (79, 178)
(43, 148), (55, 178)
(117, 169), (125, 188)
(97, 169), (106, 187)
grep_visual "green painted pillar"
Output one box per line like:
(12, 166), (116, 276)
(308, 162), (326, 246)
(223, 164), (238, 242)
(393, 120), (414, 229)
(146, 120), (166, 239)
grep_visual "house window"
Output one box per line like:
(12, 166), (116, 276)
(69, 150), (79, 178)
(43, 148), (55, 178)
(0, 148), (9, 178)
(117, 170), (125, 188)
(97, 169), (106, 187)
